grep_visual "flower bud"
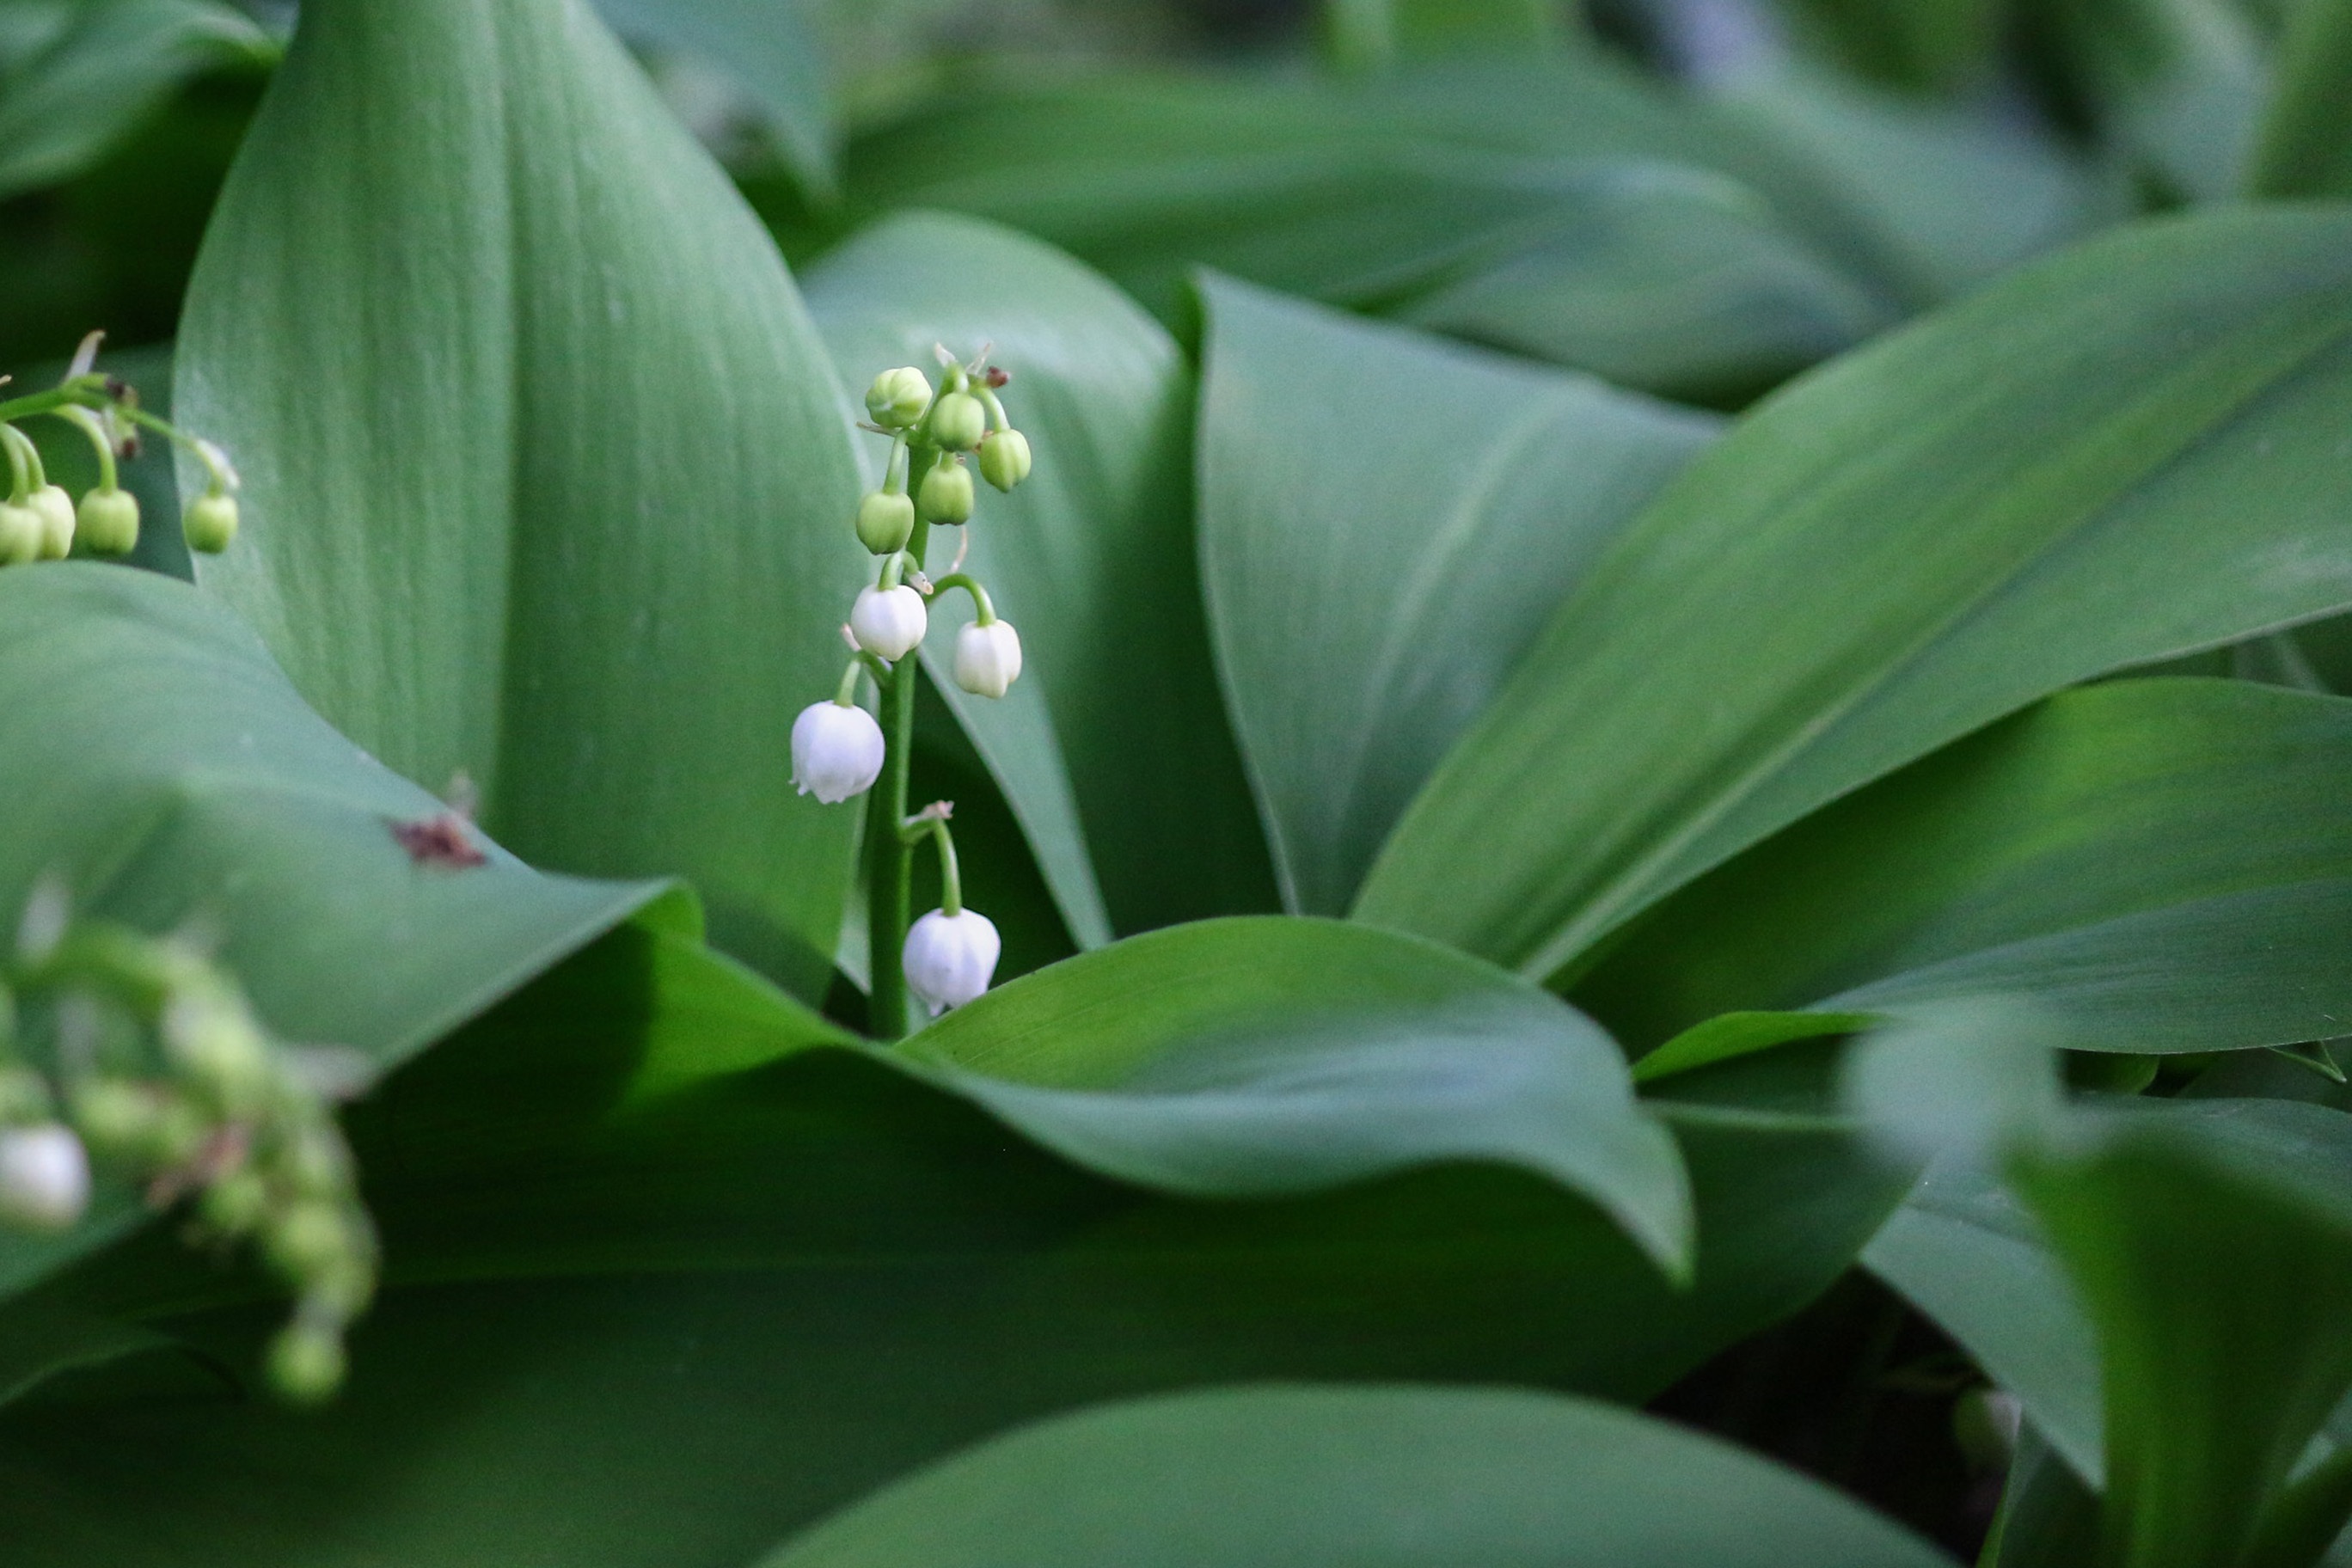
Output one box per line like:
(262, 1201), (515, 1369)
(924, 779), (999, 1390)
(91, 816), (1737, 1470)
(954, 618), (1023, 698)
(183, 493), (238, 554)
(0, 502), (40, 566)
(0, 1124), (89, 1231)
(28, 486), (74, 559)
(917, 460), (974, 525)
(790, 701), (885, 804)
(978, 429), (1032, 493)
(77, 487), (138, 556)
(928, 391), (986, 452)
(902, 908), (1001, 1016)
(855, 490), (916, 555)
(265, 1199), (353, 1281)
(865, 367), (932, 430)
(199, 1169), (270, 1235)
(850, 584), (928, 662)
(266, 1320), (347, 1404)
(162, 992), (273, 1112)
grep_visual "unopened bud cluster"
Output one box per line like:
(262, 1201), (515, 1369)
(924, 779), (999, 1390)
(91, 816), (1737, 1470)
(790, 346), (1038, 1022)
(0, 334), (240, 567)
(0, 883), (377, 1405)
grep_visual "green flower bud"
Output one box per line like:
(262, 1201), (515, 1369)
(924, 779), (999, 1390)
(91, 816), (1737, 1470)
(182, 493), (238, 554)
(199, 1169), (270, 1235)
(76, 487), (138, 556)
(978, 428), (1032, 493)
(928, 391), (986, 453)
(162, 994), (273, 1113)
(855, 490), (916, 555)
(304, 1253), (377, 1319)
(266, 1320), (346, 1404)
(917, 460), (975, 525)
(265, 1199), (353, 1282)
(279, 1126), (352, 1200)
(28, 486), (74, 559)
(865, 367), (932, 430)
(69, 1079), (164, 1157)
(0, 502), (40, 567)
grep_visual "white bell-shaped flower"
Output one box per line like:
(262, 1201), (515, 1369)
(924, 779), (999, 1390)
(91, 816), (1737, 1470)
(850, 585), (928, 663)
(953, 618), (1023, 699)
(0, 1123), (89, 1231)
(791, 701), (885, 803)
(902, 908), (1001, 1016)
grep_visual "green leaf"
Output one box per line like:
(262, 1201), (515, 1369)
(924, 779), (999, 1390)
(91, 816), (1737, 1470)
(2048, 0), (2270, 202)
(1197, 276), (1717, 916)
(591, 0), (836, 202)
(1359, 207), (2352, 983)
(175, 0), (866, 997)
(1864, 1160), (2105, 1485)
(0, 922), (1908, 1564)
(753, 1386), (1959, 1567)
(0, 564), (663, 1302)
(804, 212), (1274, 942)
(2017, 1099), (2352, 1568)
(839, 72), (1895, 395)
(0, 0), (272, 201)
(897, 916), (1692, 1275)
(1581, 678), (2352, 1056)
(2249, 0), (2352, 197)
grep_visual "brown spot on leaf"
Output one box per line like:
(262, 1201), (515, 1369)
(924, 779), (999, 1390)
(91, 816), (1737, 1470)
(390, 812), (487, 869)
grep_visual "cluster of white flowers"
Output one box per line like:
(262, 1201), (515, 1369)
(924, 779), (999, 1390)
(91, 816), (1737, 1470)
(790, 349), (1040, 1020)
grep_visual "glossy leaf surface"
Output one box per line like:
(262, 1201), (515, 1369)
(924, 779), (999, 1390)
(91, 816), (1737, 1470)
(756, 1386), (1959, 1568)
(805, 213), (1273, 943)
(1582, 679), (2352, 1055)
(1197, 277), (1717, 916)
(901, 916), (1692, 1273)
(1361, 208), (2352, 982)
(175, 0), (866, 995)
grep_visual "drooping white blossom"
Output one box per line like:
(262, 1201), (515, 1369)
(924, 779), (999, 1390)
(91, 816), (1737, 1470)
(791, 701), (885, 803)
(850, 585), (928, 662)
(0, 1123), (89, 1231)
(902, 908), (1001, 1015)
(953, 618), (1023, 699)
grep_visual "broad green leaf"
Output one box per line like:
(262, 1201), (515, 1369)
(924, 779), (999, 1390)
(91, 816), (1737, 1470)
(0, 0), (271, 200)
(1358, 207), (2352, 983)
(1780, 0), (2004, 92)
(1322, 0), (1572, 73)
(754, 1386), (1959, 1568)
(899, 916), (1692, 1275)
(0, 564), (664, 1302)
(2018, 1099), (2352, 1568)
(1197, 277), (1717, 916)
(1632, 1010), (1875, 1085)
(1580, 679), (2352, 1056)
(1983, 1425), (2105, 1568)
(2250, 0), (2352, 197)
(592, 0), (836, 201)
(805, 212), (1274, 943)
(0, 922), (1900, 1564)
(176, 0), (866, 997)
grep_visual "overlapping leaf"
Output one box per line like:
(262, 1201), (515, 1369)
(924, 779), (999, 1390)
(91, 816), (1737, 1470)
(0, 916), (1903, 1563)
(175, 0), (866, 997)
(1360, 206), (2352, 983)
(1197, 278), (1717, 915)
(0, 564), (663, 1304)
(1580, 678), (2352, 1056)
(753, 1386), (1959, 1567)
(805, 212), (1274, 944)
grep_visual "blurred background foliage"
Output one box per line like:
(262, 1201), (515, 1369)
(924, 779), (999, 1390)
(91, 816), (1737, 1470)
(0, 0), (2317, 398)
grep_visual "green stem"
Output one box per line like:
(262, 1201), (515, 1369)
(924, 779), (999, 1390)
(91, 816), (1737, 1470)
(832, 660), (865, 707)
(0, 426), (31, 503)
(928, 572), (996, 624)
(863, 450), (939, 1038)
(58, 407), (116, 493)
(0, 378), (106, 426)
(910, 815), (962, 916)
